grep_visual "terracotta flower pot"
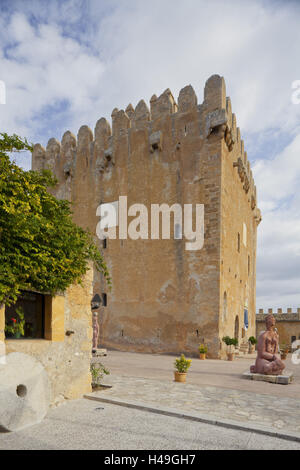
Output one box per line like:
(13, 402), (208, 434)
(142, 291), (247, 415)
(174, 371), (187, 383)
(199, 353), (206, 360)
(227, 352), (234, 361)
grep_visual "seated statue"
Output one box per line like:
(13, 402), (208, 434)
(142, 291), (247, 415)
(250, 314), (285, 375)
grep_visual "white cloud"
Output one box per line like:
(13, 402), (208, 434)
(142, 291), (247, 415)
(253, 133), (300, 309)
(0, 0), (300, 309)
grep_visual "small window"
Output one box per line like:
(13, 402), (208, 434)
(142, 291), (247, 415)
(237, 233), (240, 253)
(102, 293), (107, 307)
(5, 291), (45, 339)
(103, 238), (107, 249)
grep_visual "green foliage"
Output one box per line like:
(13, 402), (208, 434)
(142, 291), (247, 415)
(0, 133), (111, 306)
(198, 343), (208, 354)
(222, 336), (232, 346)
(222, 336), (238, 347)
(90, 363), (110, 385)
(248, 336), (257, 345)
(4, 306), (25, 336)
(174, 354), (192, 373)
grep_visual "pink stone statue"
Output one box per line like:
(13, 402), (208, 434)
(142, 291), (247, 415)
(250, 314), (285, 375)
(92, 312), (99, 351)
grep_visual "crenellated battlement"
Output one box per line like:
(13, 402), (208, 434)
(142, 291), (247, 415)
(256, 308), (300, 322)
(32, 75), (259, 215)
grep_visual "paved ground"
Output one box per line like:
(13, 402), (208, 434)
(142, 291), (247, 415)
(1, 350), (299, 449)
(88, 374), (300, 437)
(1, 398), (300, 450)
(100, 350), (300, 399)
(86, 350), (300, 439)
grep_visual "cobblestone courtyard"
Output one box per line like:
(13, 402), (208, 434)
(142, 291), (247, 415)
(86, 350), (300, 439)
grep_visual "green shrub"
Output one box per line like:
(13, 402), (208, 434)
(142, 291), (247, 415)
(90, 363), (110, 385)
(0, 133), (111, 306)
(248, 336), (257, 345)
(222, 336), (238, 347)
(198, 344), (208, 354)
(174, 354), (192, 373)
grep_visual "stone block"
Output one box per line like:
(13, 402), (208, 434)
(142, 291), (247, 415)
(243, 370), (294, 385)
(0, 352), (49, 432)
(92, 348), (107, 357)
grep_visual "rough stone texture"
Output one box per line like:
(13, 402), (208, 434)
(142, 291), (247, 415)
(84, 373), (300, 436)
(1, 399), (299, 450)
(5, 268), (93, 406)
(243, 370), (294, 385)
(0, 352), (49, 431)
(256, 310), (300, 347)
(32, 75), (261, 358)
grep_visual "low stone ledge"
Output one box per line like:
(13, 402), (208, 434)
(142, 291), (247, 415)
(242, 370), (294, 385)
(92, 348), (107, 357)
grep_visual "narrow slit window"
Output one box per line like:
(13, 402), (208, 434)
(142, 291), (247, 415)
(102, 293), (107, 307)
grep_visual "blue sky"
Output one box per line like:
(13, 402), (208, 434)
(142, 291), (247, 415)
(0, 0), (300, 310)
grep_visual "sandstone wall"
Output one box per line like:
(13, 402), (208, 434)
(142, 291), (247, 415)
(256, 309), (300, 346)
(32, 75), (260, 358)
(4, 268), (93, 406)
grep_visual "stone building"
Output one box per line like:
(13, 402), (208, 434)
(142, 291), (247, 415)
(256, 309), (300, 348)
(0, 268), (93, 406)
(32, 75), (261, 358)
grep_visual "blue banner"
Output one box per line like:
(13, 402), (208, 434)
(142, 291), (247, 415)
(244, 309), (249, 330)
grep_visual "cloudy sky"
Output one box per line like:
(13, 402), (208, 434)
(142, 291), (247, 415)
(0, 0), (299, 310)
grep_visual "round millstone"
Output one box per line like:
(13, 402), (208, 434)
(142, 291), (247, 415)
(0, 352), (49, 432)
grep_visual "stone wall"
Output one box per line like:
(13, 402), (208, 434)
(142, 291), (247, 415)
(256, 309), (300, 346)
(3, 267), (93, 406)
(32, 75), (261, 358)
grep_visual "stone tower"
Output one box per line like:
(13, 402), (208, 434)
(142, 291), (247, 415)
(32, 75), (261, 358)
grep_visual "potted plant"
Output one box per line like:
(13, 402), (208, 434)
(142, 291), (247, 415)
(280, 344), (289, 360)
(248, 336), (257, 353)
(222, 336), (238, 361)
(198, 344), (208, 360)
(174, 354), (192, 383)
(5, 307), (25, 339)
(90, 362), (110, 390)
